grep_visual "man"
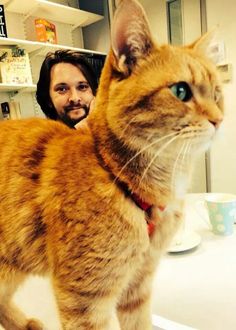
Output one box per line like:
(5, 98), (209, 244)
(36, 50), (98, 128)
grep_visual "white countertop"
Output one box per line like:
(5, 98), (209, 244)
(152, 193), (236, 330)
(2, 193), (235, 330)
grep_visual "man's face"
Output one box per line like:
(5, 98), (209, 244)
(49, 62), (94, 127)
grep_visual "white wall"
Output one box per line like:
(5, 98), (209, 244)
(139, 0), (168, 44)
(206, 0), (236, 194)
(139, 0), (201, 45)
(182, 0), (201, 44)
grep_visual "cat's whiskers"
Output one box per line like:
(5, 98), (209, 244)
(137, 133), (182, 189)
(171, 140), (189, 194)
(145, 131), (156, 142)
(181, 126), (214, 156)
(119, 117), (137, 139)
(121, 122), (161, 147)
(172, 138), (193, 197)
(113, 131), (180, 187)
(181, 125), (211, 140)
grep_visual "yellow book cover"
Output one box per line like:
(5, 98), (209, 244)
(0, 48), (33, 84)
(35, 18), (57, 44)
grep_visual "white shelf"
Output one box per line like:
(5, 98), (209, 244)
(32, 41), (107, 56)
(0, 37), (41, 53)
(0, 37), (107, 56)
(2, 0), (103, 27)
(0, 83), (37, 93)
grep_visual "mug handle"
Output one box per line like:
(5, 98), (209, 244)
(230, 207), (236, 223)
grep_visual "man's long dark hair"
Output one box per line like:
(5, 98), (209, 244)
(36, 50), (98, 120)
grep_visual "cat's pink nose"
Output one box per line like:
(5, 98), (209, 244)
(209, 117), (223, 129)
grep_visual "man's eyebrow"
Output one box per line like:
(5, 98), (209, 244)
(53, 81), (89, 88)
(54, 82), (67, 86)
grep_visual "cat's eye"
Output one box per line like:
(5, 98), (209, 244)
(170, 82), (192, 102)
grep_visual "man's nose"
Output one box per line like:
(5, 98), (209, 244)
(68, 88), (81, 103)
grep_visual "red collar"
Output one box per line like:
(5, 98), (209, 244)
(131, 192), (165, 236)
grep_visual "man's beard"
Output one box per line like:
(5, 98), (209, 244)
(60, 104), (90, 128)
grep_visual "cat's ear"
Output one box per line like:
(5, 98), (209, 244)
(189, 30), (218, 62)
(111, 0), (154, 76)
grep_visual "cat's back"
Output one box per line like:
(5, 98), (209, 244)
(0, 117), (103, 213)
(0, 118), (83, 172)
(0, 117), (72, 146)
(0, 117), (87, 210)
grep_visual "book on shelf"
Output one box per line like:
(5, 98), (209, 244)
(1, 101), (21, 120)
(0, 5), (8, 38)
(0, 48), (33, 85)
(9, 101), (22, 119)
(35, 18), (57, 44)
(1, 102), (10, 120)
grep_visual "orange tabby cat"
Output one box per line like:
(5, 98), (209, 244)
(0, 0), (223, 329)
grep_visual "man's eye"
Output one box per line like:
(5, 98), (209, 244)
(56, 86), (67, 93)
(78, 83), (89, 91)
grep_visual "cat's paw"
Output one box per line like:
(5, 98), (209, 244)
(26, 318), (45, 330)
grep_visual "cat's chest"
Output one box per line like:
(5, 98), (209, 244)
(113, 196), (152, 252)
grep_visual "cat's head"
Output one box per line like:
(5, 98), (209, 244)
(90, 0), (223, 199)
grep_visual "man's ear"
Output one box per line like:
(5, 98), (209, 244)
(111, 0), (154, 76)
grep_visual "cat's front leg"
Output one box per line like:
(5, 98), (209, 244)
(116, 240), (168, 330)
(59, 309), (120, 330)
(117, 271), (153, 330)
(52, 279), (121, 330)
(150, 199), (184, 256)
(55, 295), (121, 330)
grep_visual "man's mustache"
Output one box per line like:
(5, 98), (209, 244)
(64, 104), (89, 117)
